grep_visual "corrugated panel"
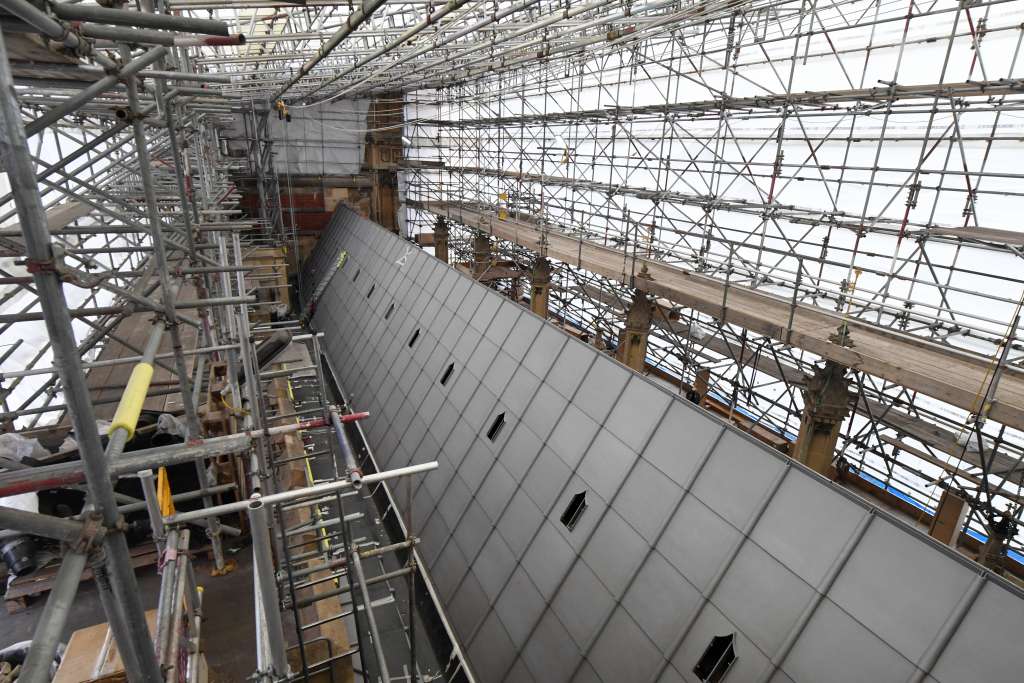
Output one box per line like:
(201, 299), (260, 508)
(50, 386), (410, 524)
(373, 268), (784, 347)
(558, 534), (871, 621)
(308, 205), (1024, 683)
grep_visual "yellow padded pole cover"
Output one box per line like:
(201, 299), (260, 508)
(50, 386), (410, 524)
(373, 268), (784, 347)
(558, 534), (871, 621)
(108, 362), (154, 440)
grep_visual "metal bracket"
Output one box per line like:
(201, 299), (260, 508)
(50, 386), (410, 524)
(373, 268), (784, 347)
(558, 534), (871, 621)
(74, 511), (107, 554)
(24, 255), (59, 274)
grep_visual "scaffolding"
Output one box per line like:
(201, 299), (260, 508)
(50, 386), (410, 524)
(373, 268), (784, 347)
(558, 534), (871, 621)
(2, 0), (1024, 680)
(0, 1), (447, 679)
(400, 0), (1024, 569)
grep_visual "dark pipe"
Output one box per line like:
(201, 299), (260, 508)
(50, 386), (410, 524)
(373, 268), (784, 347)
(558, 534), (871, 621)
(50, 3), (230, 36)
(238, 330), (292, 385)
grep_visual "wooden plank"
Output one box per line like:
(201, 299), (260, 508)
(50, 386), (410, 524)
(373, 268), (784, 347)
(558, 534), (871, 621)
(5, 34), (80, 66)
(923, 226), (1024, 246)
(53, 610), (158, 682)
(5, 545), (158, 613)
(6, 201), (92, 239)
(0, 201), (93, 256)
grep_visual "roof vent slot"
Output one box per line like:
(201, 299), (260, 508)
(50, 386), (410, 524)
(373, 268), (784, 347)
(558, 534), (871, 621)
(408, 328), (421, 348)
(385, 303), (395, 320)
(367, 284), (375, 299)
(486, 412), (506, 441)
(560, 491), (587, 531)
(693, 633), (736, 683)
(440, 363), (455, 386)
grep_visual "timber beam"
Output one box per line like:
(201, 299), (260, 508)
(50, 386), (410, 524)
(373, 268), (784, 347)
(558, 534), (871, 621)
(578, 271), (1024, 483)
(418, 201), (1024, 432)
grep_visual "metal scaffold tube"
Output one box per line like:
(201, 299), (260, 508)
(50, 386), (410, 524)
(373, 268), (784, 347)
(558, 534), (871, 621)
(50, 2), (231, 36)
(0, 28), (163, 682)
(77, 23), (246, 48)
(3, 0), (1024, 680)
(91, 555), (146, 677)
(18, 549), (89, 682)
(0, 504), (90, 543)
(0, 419), (325, 497)
(0, 0), (82, 50)
(24, 46), (168, 137)
(138, 468), (167, 547)
(230, 231), (277, 500)
(121, 44), (202, 436)
(168, 460), (438, 525)
(272, 0), (387, 101)
(153, 528), (181, 667)
(298, 0), (472, 102)
(141, 0), (229, 568)
(248, 495), (290, 679)
(351, 549), (392, 683)
(329, 406), (363, 488)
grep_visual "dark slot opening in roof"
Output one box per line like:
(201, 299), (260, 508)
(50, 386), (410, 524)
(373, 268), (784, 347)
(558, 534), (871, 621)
(486, 412), (506, 441)
(385, 303), (395, 320)
(408, 329), (420, 348)
(440, 363), (455, 386)
(560, 491), (587, 531)
(353, 269), (360, 282)
(694, 634), (736, 683)
(367, 284), (375, 298)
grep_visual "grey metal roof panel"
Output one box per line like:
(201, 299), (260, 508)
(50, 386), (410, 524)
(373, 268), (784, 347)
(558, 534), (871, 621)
(309, 206), (1024, 683)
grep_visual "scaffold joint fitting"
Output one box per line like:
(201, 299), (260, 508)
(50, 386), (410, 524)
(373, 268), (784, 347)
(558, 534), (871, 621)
(25, 257), (57, 274)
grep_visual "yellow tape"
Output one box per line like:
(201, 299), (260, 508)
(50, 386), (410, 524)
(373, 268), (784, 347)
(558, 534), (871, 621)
(219, 394), (250, 417)
(109, 362), (154, 440)
(157, 466), (175, 516)
(303, 456), (332, 555)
